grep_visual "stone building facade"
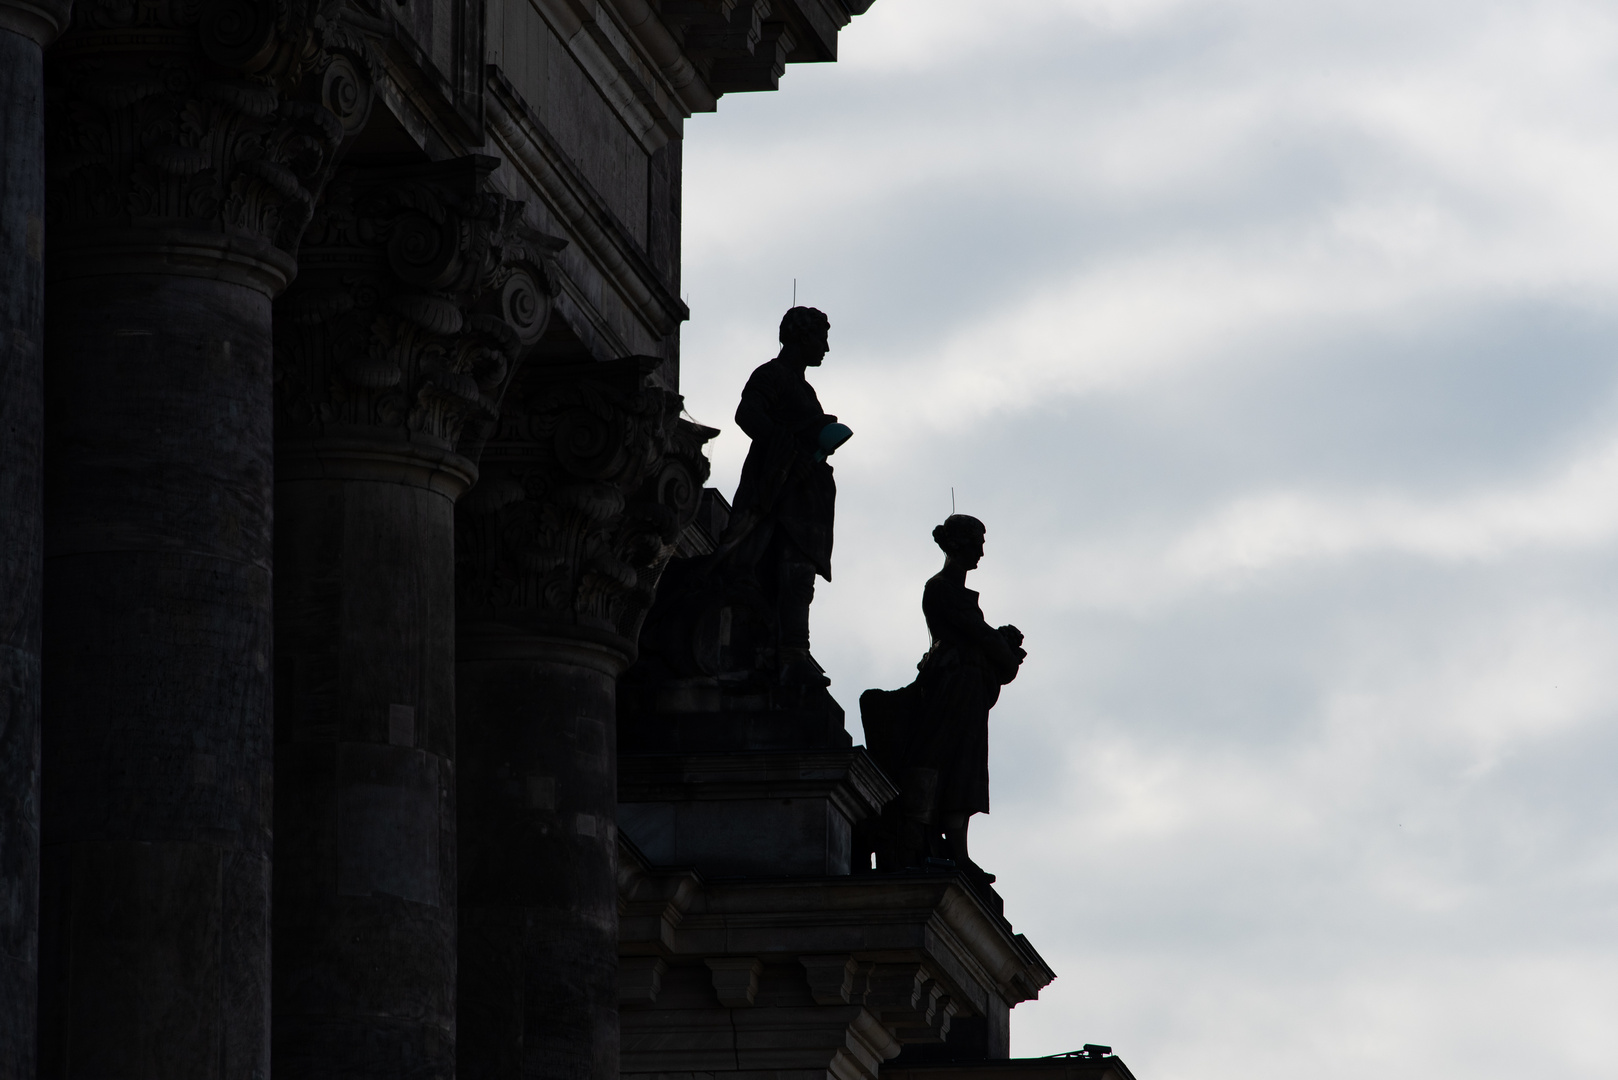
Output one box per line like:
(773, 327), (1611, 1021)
(0, 1), (1129, 1078)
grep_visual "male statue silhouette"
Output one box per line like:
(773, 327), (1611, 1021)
(711, 306), (852, 687)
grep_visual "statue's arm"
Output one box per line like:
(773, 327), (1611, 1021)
(734, 377), (776, 440)
(924, 582), (1024, 680)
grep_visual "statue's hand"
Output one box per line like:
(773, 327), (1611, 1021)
(997, 624), (1024, 649)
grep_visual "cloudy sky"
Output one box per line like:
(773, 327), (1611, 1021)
(673, 1), (1618, 1076)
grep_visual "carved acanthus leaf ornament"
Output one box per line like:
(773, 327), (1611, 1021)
(273, 157), (565, 453)
(457, 358), (717, 647)
(46, 0), (378, 258)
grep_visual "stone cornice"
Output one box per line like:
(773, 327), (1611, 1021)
(530, 0), (693, 150)
(275, 438), (479, 498)
(617, 843), (1051, 1075)
(358, 1), (484, 145)
(694, 876), (1055, 1011)
(611, 0), (718, 117)
(486, 69), (690, 347)
(618, 858), (1056, 1018)
(884, 1061), (1141, 1080)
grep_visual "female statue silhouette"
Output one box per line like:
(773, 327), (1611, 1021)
(861, 514), (1025, 873)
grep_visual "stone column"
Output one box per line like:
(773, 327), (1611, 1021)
(0, 0), (71, 1072)
(456, 359), (711, 1080)
(271, 155), (558, 1079)
(37, 6), (368, 1076)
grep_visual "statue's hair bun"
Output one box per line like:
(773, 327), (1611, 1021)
(934, 514), (986, 553)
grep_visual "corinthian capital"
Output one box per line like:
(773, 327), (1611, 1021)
(45, 0), (379, 280)
(274, 155), (565, 465)
(457, 357), (717, 650)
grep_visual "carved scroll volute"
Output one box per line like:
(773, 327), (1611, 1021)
(45, 0), (378, 267)
(457, 358), (717, 648)
(273, 157), (566, 456)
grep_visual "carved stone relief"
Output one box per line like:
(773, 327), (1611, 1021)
(45, 0), (377, 264)
(273, 155), (564, 461)
(457, 356), (716, 649)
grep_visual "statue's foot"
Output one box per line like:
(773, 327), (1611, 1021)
(964, 860), (996, 885)
(778, 648), (831, 688)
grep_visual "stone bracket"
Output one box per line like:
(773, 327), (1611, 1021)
(801, 954), (856, 1005)
(706, 957), (763, 1007)
(621, 956), (668, 1005)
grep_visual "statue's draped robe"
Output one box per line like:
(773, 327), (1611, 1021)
(912, 572), (1021, 814)
(861, 571), (1021, 817)
(729, 357), (836, 580)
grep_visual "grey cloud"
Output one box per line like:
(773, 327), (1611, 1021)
(677, 0), (1618, 1075)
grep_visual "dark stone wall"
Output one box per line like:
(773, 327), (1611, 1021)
(647, 137), (683, 372)
(0, 23), (46, 1079)
(459, 645), (624, 1080)
(647, 137), (682, 299)
(272, 476), (460, 1079)
(39, 268), (277, 1079)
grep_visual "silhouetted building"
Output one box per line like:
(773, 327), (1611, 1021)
(0, 0), (1138, 1077)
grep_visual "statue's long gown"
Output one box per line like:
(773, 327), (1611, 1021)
(910, 570), (1022, 814)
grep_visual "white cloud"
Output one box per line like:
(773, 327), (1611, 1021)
(1172, 437), (1618, 577)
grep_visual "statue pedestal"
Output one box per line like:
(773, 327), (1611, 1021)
(614, 486), (1058, 1079)
(615, 674), (1050, 1079)
(619, 749), (893, 878)
(617, 849), (1055, 1080)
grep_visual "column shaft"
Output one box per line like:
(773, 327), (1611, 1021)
(0, 7), (58, 1071)
(458, 640), (626, 1080)
(37, 4), (361, 1067)
(268, 155), (557, 1079)
(40, 255), (284, 1079)
(451, 355), (713, 1080)
(273, 456), (465, 1078)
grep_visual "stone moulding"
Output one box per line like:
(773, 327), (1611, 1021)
(0, 0), (71, 45)
(618, 842), (1056, 1080)
(358, 0), (486, 145)
(486, 69), (690, 354)
(529, 0), (687, 153)
(618, 747), (898, 823)
(44, 227), (299, 294)
(613, 0), (719, 119)
(883, 1060), (1141, 1080)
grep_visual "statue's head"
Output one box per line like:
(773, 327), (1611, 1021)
(778, 306), (830, 367)
(933, 514), (987, 569)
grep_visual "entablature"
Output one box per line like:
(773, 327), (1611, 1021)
(619, 842), (1056, 1080)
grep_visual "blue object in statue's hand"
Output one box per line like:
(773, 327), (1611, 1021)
(817, 422), (853, 459)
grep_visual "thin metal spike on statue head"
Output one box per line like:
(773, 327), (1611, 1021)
(793, 278), (797, 306)
(952, 487), (956, 514)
